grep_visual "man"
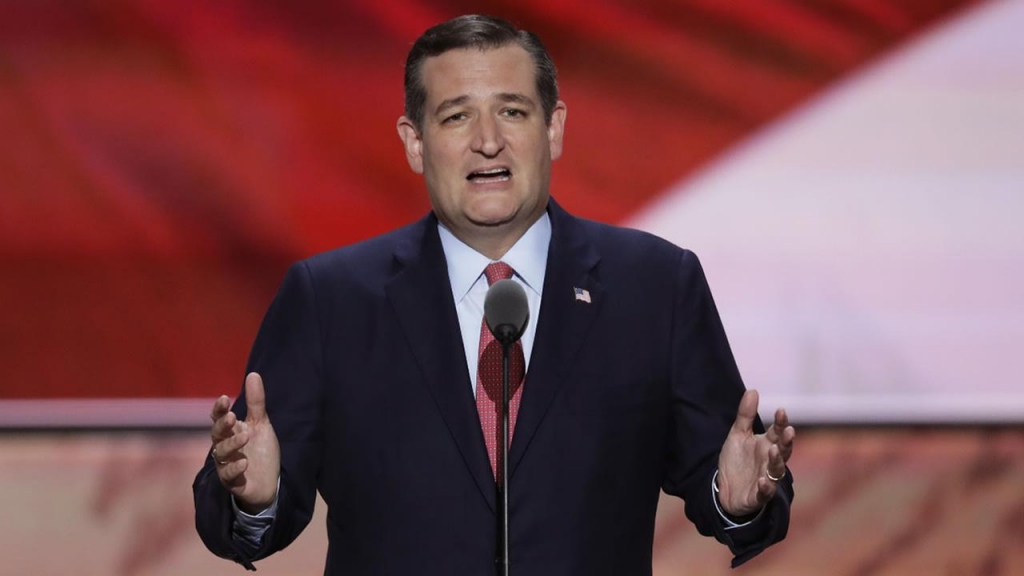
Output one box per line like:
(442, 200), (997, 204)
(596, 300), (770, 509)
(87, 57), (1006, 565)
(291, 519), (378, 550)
(194, 14), (795, 575)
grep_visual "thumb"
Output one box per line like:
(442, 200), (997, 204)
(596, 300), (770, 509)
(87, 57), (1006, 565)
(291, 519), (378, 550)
(731, 389), (759, 435)
(245, 372), (268, 422)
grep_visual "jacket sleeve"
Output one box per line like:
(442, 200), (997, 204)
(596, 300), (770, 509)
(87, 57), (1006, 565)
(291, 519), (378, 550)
(660, 249), (794, 567)
(193, 260), (326, 569)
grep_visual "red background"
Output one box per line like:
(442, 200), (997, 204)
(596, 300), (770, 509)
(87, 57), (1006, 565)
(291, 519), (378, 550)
(0, 0), (977, 399)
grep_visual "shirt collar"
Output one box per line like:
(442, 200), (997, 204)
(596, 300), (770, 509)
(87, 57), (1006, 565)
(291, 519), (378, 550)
(437, 211), (551, 304)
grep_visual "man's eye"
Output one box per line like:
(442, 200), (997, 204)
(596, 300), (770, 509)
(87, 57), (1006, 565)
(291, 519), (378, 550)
(502, 108), (525, 118)
(443, 112), (467, 123)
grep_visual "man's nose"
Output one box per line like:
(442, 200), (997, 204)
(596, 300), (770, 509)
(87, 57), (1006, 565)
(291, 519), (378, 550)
(471, 115), (505, 157)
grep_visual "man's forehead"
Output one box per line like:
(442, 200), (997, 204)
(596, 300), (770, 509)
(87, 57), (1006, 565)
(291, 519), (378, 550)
(420, 45), (538, 103)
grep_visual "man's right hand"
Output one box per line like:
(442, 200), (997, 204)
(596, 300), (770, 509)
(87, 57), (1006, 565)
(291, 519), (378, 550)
(209, 372), (281, 514)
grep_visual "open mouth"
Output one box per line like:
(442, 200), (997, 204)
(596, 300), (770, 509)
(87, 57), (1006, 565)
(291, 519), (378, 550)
(467, 167), (512, 183)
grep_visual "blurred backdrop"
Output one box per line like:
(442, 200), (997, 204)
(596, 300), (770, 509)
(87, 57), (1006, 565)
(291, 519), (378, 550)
(1, 0), (1022, 574)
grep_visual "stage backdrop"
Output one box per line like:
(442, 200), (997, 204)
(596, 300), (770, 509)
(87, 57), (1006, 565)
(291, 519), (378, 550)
(2, 0), (1021, 425)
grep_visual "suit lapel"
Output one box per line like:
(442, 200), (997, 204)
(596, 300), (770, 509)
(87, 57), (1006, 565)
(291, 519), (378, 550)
(509, 199), (604, 477)
(384, 216), (497, 513)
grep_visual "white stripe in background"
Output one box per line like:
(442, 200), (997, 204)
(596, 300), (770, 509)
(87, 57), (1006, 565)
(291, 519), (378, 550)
(628, 0), (1024, 423)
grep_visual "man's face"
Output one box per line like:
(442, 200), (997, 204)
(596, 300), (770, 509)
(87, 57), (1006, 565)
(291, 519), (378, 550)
(397, 45), (566, 250)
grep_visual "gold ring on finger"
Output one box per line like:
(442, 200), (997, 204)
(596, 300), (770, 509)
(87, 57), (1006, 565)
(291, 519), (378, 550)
(766, 468), (783, 482)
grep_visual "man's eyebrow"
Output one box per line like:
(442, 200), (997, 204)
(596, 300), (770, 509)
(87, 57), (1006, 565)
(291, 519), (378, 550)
(496, 92), (536, 107)
(433, 93), (537, 116)
(434, 95), (469, 116)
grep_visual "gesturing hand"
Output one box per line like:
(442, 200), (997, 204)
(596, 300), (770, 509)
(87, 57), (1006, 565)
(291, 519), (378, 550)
(716, 389), (794, 518)
(209, 372), (281, 514)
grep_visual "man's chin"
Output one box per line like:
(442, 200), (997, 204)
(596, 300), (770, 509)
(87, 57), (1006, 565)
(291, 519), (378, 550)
(465, 209), (519, 229)
(467, 216), (516, 228)
(464, 198), (548, 231)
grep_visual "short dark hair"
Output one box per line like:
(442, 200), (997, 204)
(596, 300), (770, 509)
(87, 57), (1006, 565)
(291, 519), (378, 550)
(404, 14), (559, 130)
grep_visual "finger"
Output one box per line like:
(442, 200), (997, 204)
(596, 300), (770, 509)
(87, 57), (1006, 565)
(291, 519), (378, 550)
(766, 443), (786, 483)
(730, 389), (759, 435)
(774, 407), (789, 430)
(245, 373), (268, 422)
(772, 407), (790, 439)
(218, 457), (249, 488)
(210, 395), (231, 424)
(756, 476), (777, 505)
(213, 429), (250, 463)
(210, 410), (237, 443)
(779, 426), (796, 461)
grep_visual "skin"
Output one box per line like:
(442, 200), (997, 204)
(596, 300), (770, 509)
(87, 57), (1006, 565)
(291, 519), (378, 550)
(210, 373), (279, 514)
(717, 390), (796, 516)
(209, 44), (795, 519)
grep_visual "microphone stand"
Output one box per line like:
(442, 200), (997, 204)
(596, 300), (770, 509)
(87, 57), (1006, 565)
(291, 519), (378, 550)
(484, 278), (527, 576)
(497, 339), (511, 576)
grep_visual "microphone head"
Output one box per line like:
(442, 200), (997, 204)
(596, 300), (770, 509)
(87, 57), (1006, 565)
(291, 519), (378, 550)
(484, 279), (530, 345)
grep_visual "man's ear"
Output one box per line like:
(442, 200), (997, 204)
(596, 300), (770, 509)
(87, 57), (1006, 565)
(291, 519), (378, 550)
(547, 101), (567, 161)
(397, 116), (424, 174)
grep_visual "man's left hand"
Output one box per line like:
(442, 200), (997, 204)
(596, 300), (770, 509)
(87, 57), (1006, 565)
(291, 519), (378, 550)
(716, 389), (795, 518)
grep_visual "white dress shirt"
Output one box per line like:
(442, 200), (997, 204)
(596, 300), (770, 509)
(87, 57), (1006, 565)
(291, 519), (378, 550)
(437, 212), (550, 389)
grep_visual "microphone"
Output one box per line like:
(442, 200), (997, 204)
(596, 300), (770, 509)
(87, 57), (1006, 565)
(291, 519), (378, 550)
(483, 278), (528, 576)
(484, 279), (529, 345)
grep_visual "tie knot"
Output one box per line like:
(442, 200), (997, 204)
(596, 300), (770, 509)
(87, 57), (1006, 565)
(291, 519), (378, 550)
(484, 261), (515, 285)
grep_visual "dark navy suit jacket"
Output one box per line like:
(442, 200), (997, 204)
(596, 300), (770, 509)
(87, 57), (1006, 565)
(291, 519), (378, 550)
(193, 199), (793, 575)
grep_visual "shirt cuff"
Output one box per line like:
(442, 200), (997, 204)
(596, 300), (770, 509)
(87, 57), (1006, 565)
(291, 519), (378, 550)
(230, 477), (280, 550)
(711, 469), (765, 530)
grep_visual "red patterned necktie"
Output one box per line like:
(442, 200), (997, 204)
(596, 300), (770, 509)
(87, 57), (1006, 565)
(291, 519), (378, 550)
(476, 262), (526, 481)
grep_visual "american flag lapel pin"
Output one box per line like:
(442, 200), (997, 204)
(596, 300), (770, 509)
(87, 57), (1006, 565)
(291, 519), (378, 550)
(573, 286), (592, 304)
